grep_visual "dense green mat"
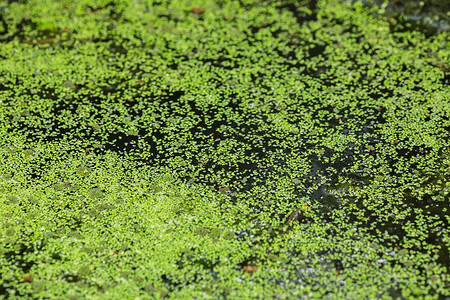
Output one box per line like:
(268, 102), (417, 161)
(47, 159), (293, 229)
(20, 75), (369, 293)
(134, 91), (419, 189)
(0, 0), (449, 298)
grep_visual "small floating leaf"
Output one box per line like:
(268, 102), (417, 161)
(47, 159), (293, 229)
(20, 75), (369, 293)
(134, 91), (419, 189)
(89, 188), (103, 199)
(76, 166), (92, 177)
(268, 254), (279, 262)
(397, 248), (408, 257)
(67, 294), (80, 300)
(209, 228), (221, 239)
(6, 228), (16, 236)
(222, 230), (235, 240)
(78, 265), (91, 276)
(7, 196), (19, 204)
(243, 264), (258, 276)
(31, 280), (45, 292)
(162, 174), (174, 182)
(127, 128), (139, 136)
(23, 149), (35, 156)
(23, 274), (33, 283)
(219, 187), (230, 194)
(61, 80), (75, 89)
(181, 247), (194, 256)
(191, 7), (205, 14)
(68, 184), (80, 192)
(37, 21), (57, 32)
(2, 173), (12, 180)
(292, 178), (302, 185)
(150, 184), (162, 193)
(194, 226), (208, 237)
(53, 183), (66, 191)
(92, 123), (101, 131)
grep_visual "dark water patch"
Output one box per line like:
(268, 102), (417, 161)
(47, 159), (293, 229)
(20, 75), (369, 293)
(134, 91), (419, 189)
(272, 48), (305, 70)
(388, 9), (449, 37)
(275, 0), (318, 25)
(93, 37), (129, 55)
(441, 69), (449, 86)
(86, 1), (114, 13)
(0, 18), (31, 43)
(61, 272), (83, 283)
(103, 131), (142, 155)
(0, 14), (9, 37)
(248, 21), (277, 35)
(353, 0), (450, 36)
(206, 141), (363, 218)
(307, 43), (326, 59)
(2, 243), (37, 274)
(367, 88), (395, 101)
(396, 145), (432, 161)
(175, 99), (388, 220)
(331, 174), (450, 271)
(178, 254), (220, 273)
(367, 105), (388, 125)
(4, 79), (380, 221)
(198, 55), (235, 71)
(3, 85), (187, 162)
(0, 239), (47, 298)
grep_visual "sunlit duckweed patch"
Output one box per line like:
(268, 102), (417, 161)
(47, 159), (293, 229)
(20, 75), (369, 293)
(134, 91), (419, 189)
(0, 0), (449, 298)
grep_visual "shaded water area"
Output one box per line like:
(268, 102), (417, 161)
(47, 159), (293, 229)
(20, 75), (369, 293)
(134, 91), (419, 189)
(0, 0), (449, 298)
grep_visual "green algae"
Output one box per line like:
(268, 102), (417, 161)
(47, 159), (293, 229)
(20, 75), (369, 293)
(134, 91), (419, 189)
(0, 0), (449, 298)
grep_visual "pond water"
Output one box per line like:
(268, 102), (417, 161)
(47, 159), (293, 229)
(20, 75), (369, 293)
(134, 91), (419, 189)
(0, 0), (449, 298)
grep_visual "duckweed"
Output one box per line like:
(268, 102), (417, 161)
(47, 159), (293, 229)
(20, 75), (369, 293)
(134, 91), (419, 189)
(88, 187), (103, 199)
(0, 0), (449, 298)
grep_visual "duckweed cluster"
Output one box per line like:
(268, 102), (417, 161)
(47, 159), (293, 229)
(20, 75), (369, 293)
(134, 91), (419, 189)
(0, 0), (449, 298)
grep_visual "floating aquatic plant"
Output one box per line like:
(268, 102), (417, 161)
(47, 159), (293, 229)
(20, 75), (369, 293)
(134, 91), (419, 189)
(88, 187), (103, 199)
(76, 166), (92, 177)
(0, 0), (448, 298)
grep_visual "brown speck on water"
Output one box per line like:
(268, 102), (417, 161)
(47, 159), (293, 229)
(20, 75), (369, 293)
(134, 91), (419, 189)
(282, 209), (307, 234)
(243, 264), (257, 276)
(191, 7), (205, 14)
(219, 187), (230, 194)
(23, 274), (33, 283)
